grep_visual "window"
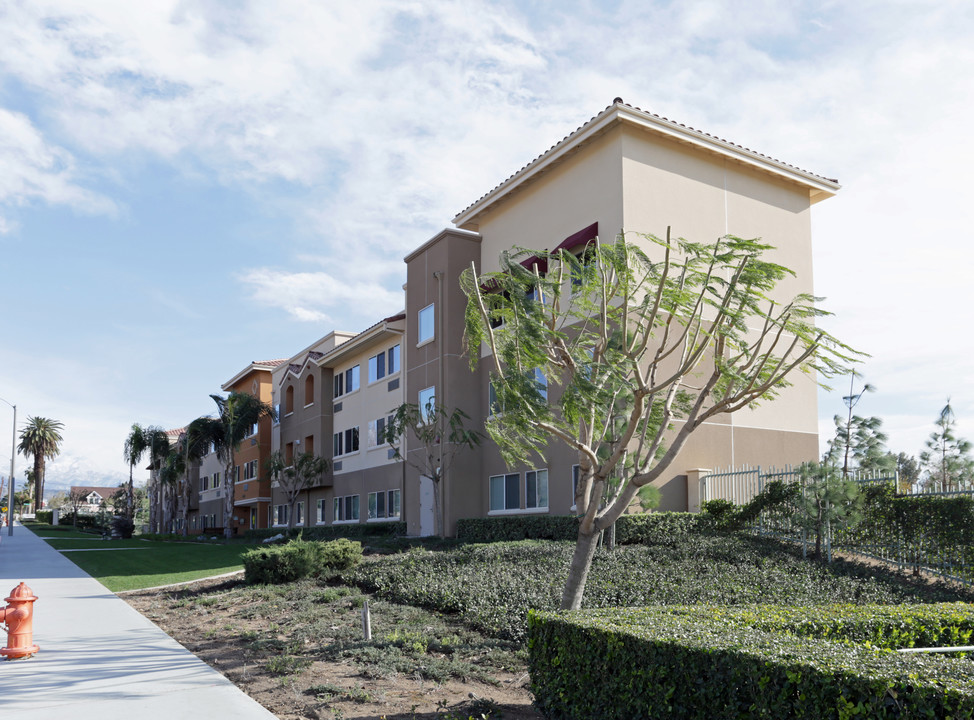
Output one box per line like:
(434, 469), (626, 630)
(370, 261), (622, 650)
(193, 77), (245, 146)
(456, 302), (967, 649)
(571, 245), (598, 290)
(534, 368), (548, 402)
(334, 495), (360, 522)
(489, 382), (503, 416)
(316, 498), (326, 523)
(305, 374), (315, 406)
(489, 473), (520, 511)
(369, 351), (386, 383)
(368, 415), (394, 447)
(368, 489), (401, 520)
(526, 469), (549, 509)
(274, 504), (289, 526)
(213, 471), (220, 487)
(418, 386), (435, 421)
(274, 404), (281, 425)
(296, 501), (304, 526)
(388, 345), (400, 374)
(334, 427), (359, 457)
(304, 435), (314, 456)
(418, 303), (435, 343)
(243, 460), (258, 481)
(285, 385), (294, 414)
(335, 365), (360, 397)
(247, 422), (258, 437)
(200, 475), (209, 492)
(285, 442), (294, 466)
(234, 465), (241, 482)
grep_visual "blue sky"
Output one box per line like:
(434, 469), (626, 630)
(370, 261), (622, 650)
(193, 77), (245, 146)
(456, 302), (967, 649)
(1, 0), (972, 492)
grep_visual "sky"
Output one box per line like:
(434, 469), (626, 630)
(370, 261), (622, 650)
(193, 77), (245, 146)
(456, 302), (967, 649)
(1, 0), (972, 495)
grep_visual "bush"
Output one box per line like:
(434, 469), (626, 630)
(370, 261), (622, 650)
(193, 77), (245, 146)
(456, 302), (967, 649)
(455, 512), (701, 545)
(243, 538), (363, 584)
(529, 604), (974, 720)
(35, 509), (53, 524)
(243, 521), (405, 543)
(111, 516), (134, 539)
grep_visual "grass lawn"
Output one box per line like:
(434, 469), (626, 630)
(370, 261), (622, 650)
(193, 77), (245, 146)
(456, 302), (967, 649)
(25, 521), (251, 592)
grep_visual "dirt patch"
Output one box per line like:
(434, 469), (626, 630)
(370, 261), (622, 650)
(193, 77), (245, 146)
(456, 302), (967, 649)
(123, 574), (544, 720)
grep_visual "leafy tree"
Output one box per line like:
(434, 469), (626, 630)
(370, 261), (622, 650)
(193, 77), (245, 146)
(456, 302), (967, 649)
(210, 392), (275, 538)
(793, 461), (864, 561)
(892, 452), (920, 493)
(17, 416), (64, 506)
(919, 401), (974, 492)
(67, 487), (90, 525)
(267, 451), (329, 529)
(47, 491), (68, 510)
(462, 232), (855, 609)
(123, 423), (151, 520)
(384, 401), (483, 537)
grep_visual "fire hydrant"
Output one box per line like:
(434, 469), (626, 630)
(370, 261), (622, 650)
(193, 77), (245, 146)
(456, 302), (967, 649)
(1, 582), (39, 660)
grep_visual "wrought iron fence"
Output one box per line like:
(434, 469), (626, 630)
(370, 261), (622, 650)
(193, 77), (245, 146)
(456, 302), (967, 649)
(699, 465), (974, 586)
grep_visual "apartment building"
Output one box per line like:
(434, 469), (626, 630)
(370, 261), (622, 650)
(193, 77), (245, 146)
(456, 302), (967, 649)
(220, 358), (285, 532)
(269, 318), (405, 528)
(188, 446), (223, 533)
(400, 99), (840, 535)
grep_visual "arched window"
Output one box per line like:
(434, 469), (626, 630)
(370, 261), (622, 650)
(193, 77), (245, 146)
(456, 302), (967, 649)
(305, 374), (315, 406)
(285, 385), (294, 415)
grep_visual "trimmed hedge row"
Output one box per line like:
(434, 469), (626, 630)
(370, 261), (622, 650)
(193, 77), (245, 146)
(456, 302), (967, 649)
(242, 521), (405, 542)
(455, 512), (701, 544)
(528, 604), (974, 720)
(243, 538), (363, 584)
(35, 510), (54, 524)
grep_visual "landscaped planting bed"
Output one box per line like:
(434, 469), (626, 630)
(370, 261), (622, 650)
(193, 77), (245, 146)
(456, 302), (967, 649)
(528, 604), (974, 720)
(345, 534), (974, 642)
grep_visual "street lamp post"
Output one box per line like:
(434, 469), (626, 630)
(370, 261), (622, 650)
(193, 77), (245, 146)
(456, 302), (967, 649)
(0, 397), (15, 536)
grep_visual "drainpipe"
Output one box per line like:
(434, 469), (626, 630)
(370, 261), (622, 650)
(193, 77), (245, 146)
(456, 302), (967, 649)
(433, 270), (446, 537)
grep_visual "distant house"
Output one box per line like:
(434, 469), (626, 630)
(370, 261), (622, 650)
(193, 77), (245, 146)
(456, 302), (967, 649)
(69, 486), (121, 514)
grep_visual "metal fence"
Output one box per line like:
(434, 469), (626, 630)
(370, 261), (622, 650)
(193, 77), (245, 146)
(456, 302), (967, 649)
(698, 464), (974, 586)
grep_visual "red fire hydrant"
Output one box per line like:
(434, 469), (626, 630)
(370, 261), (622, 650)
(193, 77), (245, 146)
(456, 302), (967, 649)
(1, 582), (39, 660)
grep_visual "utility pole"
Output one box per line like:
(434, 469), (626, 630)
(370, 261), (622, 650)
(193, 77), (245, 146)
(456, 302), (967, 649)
(1, 398), (16, 536)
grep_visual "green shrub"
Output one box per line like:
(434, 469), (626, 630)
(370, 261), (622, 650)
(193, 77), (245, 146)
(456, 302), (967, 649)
(111, 516), (134, 539)
(455, 512), (701, 545)
(243, 538), (363, 584)
(243, 521), (405, 542)
(529, 604), (974, 720)
(35, 509), (53, 524)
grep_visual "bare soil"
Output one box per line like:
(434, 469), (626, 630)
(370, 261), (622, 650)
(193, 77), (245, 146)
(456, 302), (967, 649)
(123, 573), (544, 720)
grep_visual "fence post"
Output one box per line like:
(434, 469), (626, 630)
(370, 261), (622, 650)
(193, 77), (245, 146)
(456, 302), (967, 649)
(686, 469), (710, 513)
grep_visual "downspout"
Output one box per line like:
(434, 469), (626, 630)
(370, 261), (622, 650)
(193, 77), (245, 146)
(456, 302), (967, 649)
(433, 270), (446, 536)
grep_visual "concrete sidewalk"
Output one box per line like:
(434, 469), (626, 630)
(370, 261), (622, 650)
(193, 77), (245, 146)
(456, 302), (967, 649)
(0, 522), (278, 719)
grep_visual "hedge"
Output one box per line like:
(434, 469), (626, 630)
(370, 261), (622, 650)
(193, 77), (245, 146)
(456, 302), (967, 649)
(455, 512), (701, 544)
(35, 510), (53, 524)
(243, 521), (405, 542)
(243, 538), (363, 584)
(529, 604), (974, 720)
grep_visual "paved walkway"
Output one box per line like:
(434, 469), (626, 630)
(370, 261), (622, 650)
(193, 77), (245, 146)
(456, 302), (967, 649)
(0, 522), (277, 719)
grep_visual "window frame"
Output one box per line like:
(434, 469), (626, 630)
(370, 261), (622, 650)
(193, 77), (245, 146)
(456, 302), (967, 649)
(418, 303), (435, 344)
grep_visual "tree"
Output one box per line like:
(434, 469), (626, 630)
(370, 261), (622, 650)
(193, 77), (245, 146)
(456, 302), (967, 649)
(462, 232), (855, 609)
(823, 414), (894, 475)
(123, 424), (151, 520)
(384, 401), (483, 537)
(143, 426), (172, 533)
(67, 487), (90, 525)
(919, 401), (974, 492)
(210, 392), (275, 538)
(159, 447), (185, 533)
(267, 451), (329, 529)
(17, 416), (64, 506)
(177, 417), (222, 535)
(892, 452), (920, 493)
(792, 461), (863, 561)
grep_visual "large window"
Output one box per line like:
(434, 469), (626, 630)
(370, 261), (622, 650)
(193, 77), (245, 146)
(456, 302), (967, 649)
(334, 495), (360, 522)
(334, 365), (360, 398)
(305, 374), (315, 406)
(368, 415), (394, 447)
(418, 304), (435, 343)
(534, 368), (548, 402)
(526, 469), (549, 509)
(388, 344), (400, 374)
(274, 504), (289, 526)
(295, 501), (304, 526)
(200, 475), (209, 492)
(243, 459), (258, 481)
(368, 489), (401, 520)
(316, 498), (327, 524)
(285, 385), (294, 414)
(418, 386), (435, 420)
(489, 473), (520, 511)
(333, 427), (360, 457)
(488, 382), (503, 416)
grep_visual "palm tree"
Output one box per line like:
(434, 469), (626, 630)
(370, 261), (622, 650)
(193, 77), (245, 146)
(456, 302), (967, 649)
(123, 424), (150, 520)
(159, 448), (184, 533)
(176, 417), (222, 535)
(17, 416), (64, 507)
(210, 392), (275, 538)
(143, 426), (172, 533)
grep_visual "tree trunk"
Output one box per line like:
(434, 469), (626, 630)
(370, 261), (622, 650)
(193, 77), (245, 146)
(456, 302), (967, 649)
(560, 527), (601, 610)
(34, 457), (43, 509)
(224, 455), (234, 539)
(127, 465), (134, 521)
(433, 477), (442, 538)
